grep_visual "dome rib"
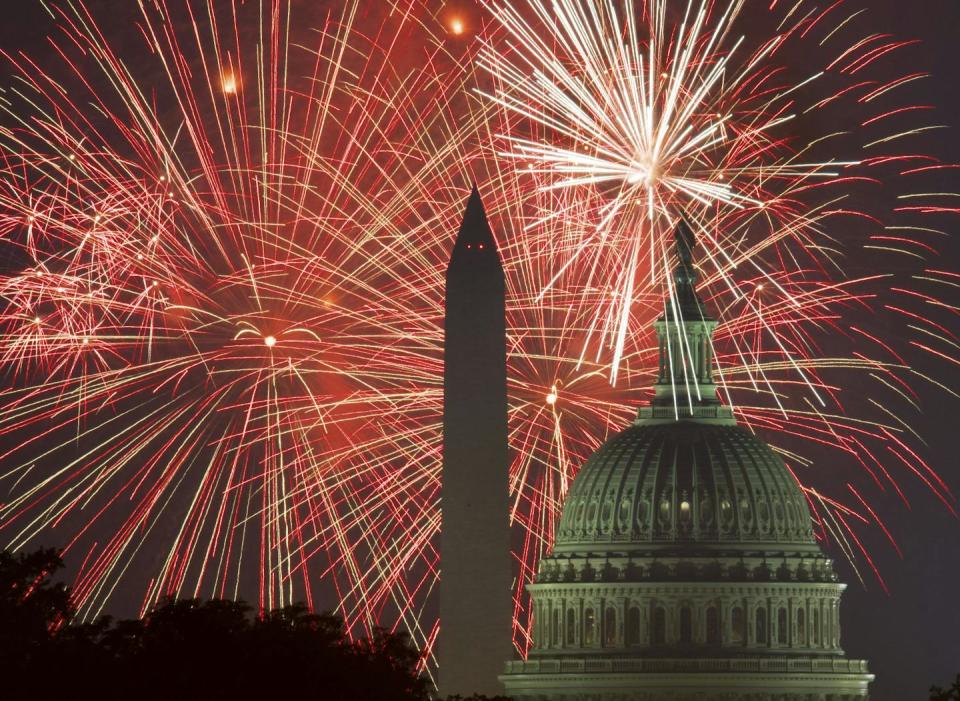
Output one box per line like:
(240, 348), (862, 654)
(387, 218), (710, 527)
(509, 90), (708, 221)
(553, 422), (818, 556)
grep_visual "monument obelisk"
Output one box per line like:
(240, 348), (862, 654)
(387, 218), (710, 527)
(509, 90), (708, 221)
(439, 185), (512, 697)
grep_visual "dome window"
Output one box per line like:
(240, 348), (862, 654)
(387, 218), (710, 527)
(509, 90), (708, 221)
(584, 607), (596, 645)
(679, 606), (692, 644)
(700, 497), (713, 527)
(626, 606), (641, 646)
(756, 607), (768, 645)
(731, 606), (745, 644)
(777, 607), (788, 645)
(604, 607), (617, 646)
(565, 609), (576, 645)
(758, 497), (770, 523)
(774, 500), (785, 524)
(720, 498), (733, 525)
(618, 499), (632, 527)
(706, 606), (720, 645)
(637, 497), (650, 528)
(658, 498), (671, 524)
(652, 606), (666, 645)
(600, 501), (613, 526)
(679, 500), (691, 521)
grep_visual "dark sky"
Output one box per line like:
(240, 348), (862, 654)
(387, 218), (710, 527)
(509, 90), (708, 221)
(0, 2), (958, 700)
(812, 4), (960, 699)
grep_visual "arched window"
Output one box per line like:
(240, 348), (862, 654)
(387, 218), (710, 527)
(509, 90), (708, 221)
(778, 607), (788, 645)
(604, 607), (617, 646)
(797, 608), (806, 644)
(659, 498), (671, 525)
(552, 607), (561, 646)
(755, 607), (768, 645)
(566, 608), (576, 645)
(706, 607), (720, 645)
(653, 606), (667, 645)
(720, 498), (734, 525)
(812, 608), (820, 646)
(731, 606), (745, 645)
(618, 499), (632, 528)
(626, 606), (641, 646)
(679, 606), (692, 644)
(584, 607), (596, 646)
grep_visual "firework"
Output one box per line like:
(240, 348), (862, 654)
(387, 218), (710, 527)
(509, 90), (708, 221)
(0, 0), (476, 664)
(0, 0), (954, 671)
(476, 0), (942, 383)
(479, 0), (957, 613)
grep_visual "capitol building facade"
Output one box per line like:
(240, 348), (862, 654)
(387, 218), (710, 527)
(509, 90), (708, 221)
(500, 221), (873, 701)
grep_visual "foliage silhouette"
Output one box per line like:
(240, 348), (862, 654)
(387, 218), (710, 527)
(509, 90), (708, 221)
(931, 674), (960, 701)
(1, 548), (431, 700)
(0, 548), (73, 670)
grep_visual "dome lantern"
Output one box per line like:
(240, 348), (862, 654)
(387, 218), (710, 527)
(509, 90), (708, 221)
(643, 216), (733, 424)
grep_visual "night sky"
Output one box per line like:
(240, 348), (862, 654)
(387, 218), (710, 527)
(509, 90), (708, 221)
(803, 5), (960, 699)
(0, 3), (958, 700)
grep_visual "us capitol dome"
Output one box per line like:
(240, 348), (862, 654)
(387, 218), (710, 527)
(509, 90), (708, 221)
(501, 220), (873, 701)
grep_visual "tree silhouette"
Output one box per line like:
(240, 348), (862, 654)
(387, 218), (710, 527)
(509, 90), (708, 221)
(0, 548), (518, 699)
(0, 548), (72, 671)
(0, 548), (432, 700)
(931, 674), (960, 701)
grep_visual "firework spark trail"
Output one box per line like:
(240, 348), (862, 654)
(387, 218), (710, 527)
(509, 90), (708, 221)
(477, 0), (926, 384)
(0, 0), (955, 668)
(0, 0), (479, 661)
(477, 0), (958, 642)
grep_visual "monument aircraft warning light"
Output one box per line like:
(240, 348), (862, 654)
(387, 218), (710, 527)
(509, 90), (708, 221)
(439, 186), (512, 698)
